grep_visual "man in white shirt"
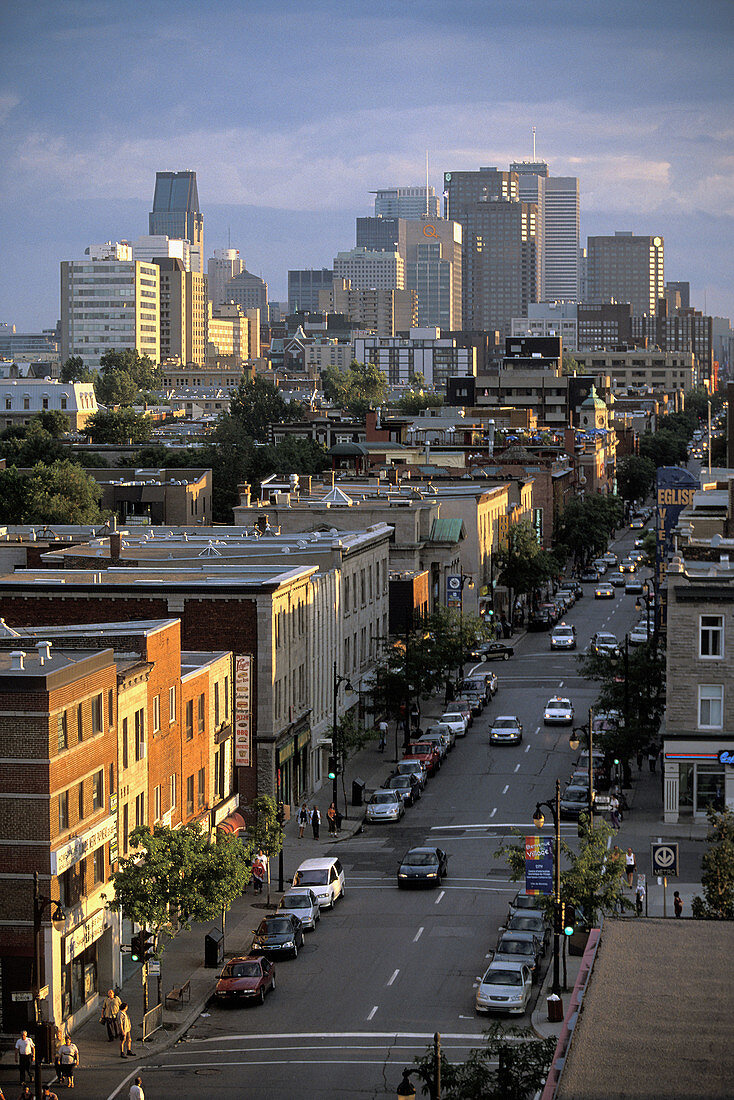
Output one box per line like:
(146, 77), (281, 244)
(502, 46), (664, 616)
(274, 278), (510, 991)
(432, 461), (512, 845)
(129, 1076), (145, 1100)
(15, 1030), (35, 1084)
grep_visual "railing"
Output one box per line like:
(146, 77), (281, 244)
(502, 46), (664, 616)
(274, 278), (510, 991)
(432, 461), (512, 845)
(142, 1002), (163, 1041)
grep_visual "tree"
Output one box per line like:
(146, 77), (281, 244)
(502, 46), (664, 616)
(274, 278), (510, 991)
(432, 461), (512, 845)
(394, 389), (443, 415)
(11, 460), (104, 524)
(639, 427), (688, 468)
(495, 520), (556, 617)
(562, 353), (580, 375)
(692, 808), (734, 920)
(85, 407), (154, 444)
(333, 711), (372, 815)
(0, 422), (64, 466)
(95, 368), (139, 407)
(60, 356), (95, 383)
(33, 410), (71, 438)
(555, 494), (623, 570)
(246, 795), (284, 906)
(109, 824), (252, 946)
(228, 376), (302, 440)
(0, 466), (30, 522)
(412, 1024), (556, 1100)
(267, 436), (329, 479)
(616, 455), (655, 507)
(95, 349), (162, 406)
(322, 360), (388, 418)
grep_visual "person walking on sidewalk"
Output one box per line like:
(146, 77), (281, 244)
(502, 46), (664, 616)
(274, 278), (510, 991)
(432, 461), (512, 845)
(674, 890), (684, 918)
(58, 1036), (79, 1089)
(14, 1031), (34, 1085)
(311, 805), (321, 839)
(129, 1076), (145, 1100)
(378, 720), (387, 753)
(100, 988), (121, 1041)
(648, 745), (658, 773)
(298, 803), (309, 839)
(327, 802), (338, 836)
(118, 1002), (133, 1058)
(251, 855), (265, 894)
(625, 847), (636, 888)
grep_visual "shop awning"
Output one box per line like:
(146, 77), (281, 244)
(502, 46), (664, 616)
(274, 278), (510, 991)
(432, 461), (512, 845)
(216, 811), (246, 836)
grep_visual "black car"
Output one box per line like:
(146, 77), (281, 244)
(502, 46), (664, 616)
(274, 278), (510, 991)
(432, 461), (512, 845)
(397, 846), (449, 888)
(385, 773), (421, 806)
(505, 913), (550, 954)
(481, 641), (514, 661)
(251, 915), (304, 958)
(529, 608), (553, 631)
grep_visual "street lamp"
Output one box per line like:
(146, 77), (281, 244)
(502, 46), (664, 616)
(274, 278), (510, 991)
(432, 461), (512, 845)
(396, 1032), (441, 1099)
(533, 779), (562, 998)
(569, 707), (595, 829)
(33, 870), (65, 1100)
(456, 573), (474, 681)
(332, 661), (353, 816)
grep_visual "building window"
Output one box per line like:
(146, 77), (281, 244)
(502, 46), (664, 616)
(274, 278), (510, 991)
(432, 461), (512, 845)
(57, 711), (68, 753)
(134, 708), (145, 761)
(185, 699), (194, 740)
(59, 790), (69, 832)
(198, 693), (205, 733)
(123, 803), (129, 854)
(92, 693), (103, 734)
(93, 846), (105, 885)
(92, 769), (103, 811)
(186, 775), (194, 816)
(224, 676), (229, 720)
(154, 785), (161, 822)
(108, 689), (114, 727)
(169, 685), (176, 723)
(122, 716), (128, 770)
(78, 780), (84, 822)
(170, 773), (177, 810)
(699, 685), (723, 729)
(78, 702), (83, 741)
(198, 767), (206, 809)
(153, 695), (160, 733)
(135, 791), (145, 828)
(700, 615), (724, 659)
(214, 682), (220, 727)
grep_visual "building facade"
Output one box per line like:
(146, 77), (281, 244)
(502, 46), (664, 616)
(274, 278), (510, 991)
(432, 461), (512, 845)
(586, 231), (664, 317)
(333, 248), (405, 291)
(288, 269), (334, 314)
(0, 378), (97, 431)
(208, 249), (245, 308)
(354, 329), (476, 391)
(148, 171), (204, 274)
(510, 162), (580, 303)
(372, 186), (440, 219)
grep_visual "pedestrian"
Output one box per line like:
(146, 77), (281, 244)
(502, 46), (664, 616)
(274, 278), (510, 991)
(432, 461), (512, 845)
(41, 1088), (59, 1100)
(637, 749), (644, 771)
(327, 801), (338, 836)
(609, 793), (621, 830)
(100, 987), (121, 1041)
(311, 805), (321, 839)
(625, 847), (636, 888)
(17, 1088), (32, 1100)
(635, 883), (645, 916)
(14, 1030), (34, 1085)
(58, 1035), (79, 1089)
(499, 615), (509, 639)
(117, 1002), (133, 1058)
(251, 855), (265, 894)
(129, 1076), (145, 1100)
(674, 890), (683, 918)
(297, 802), (309, 839)
(648, 746), (657, 773)
(378, 720), (387, 753)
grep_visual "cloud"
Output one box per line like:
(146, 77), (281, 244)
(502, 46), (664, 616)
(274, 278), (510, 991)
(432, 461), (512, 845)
(0, 93), (20, 124)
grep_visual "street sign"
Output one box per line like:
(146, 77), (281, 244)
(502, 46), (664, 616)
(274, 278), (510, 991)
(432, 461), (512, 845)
(147, 959), (161, 977)
(651, 842), (679, 877)
(11, 991), (34, 1002)
(524, 835), (553, 895)
(446, 574), (462, 607)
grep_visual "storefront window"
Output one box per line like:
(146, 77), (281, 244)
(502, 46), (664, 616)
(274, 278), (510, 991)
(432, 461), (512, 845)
(63, 942), (98, 1017)
(696, 764), (725, 814)
(678, 763), (694, 810)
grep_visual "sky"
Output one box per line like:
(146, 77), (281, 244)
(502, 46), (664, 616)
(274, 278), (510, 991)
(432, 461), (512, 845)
(1, 0), (734, 331)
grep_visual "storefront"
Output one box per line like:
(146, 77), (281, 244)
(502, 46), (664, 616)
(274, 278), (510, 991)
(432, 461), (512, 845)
(663, 740), (732, 822)
(276, 722), (311, 807)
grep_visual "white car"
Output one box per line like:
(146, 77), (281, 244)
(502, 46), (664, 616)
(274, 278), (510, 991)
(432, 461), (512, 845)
(440, 711), (468, 737)
(490, 715), (523, 745)
(550, 624), (576, 650)
(544, 696), (574, 724)
(365, 789), (404, 823)
(292, 857), (346, 909)
(475, 960), (533, 1015)
(629, 622), (651, 646)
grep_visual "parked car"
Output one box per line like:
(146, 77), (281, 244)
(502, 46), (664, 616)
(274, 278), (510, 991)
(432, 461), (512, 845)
(365, 789), (404, 823)
(475, 961), (533, 1015)
(529, 607), (553, 630)
(397, 846), (449, 888)
(508, 890), (546, 920)
(493, 933), (542, 980)
(251, 915), (304, 958)
(560, 783), (592, 820)
(277, 889), (321, 931)
(593, 559), (608, 575)
(292, 857), (346, 909)
(404, 740), (441, 776)
(550, 623), (576, 650)
(440, 711), (468, 737)
(452, 699), (473, 728)
(461, 677), (491, 703)
(580, 569), (599, 582)
(538, 602), (560, 624)
(385, 773), (421, 805)
(543, 696), (574, 725)
(421, 728), (452, 758)
(625, 578), (644, 595)
(504, 912), (550, 954)
(489, 715), (523, 745)
(391, 759), (426, 789)
(629, 621), (651, 646)
(214, 954), (276, 1005)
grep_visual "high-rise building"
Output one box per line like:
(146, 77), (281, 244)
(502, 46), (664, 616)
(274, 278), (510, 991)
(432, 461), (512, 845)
(510, 162), (580, 302)
(134, 235), (190, 270)
(372, 186), (440, 219)
(288, 269), (334, 314)
(155, 258), (207, 366)
(208, 249), (245, 307)
(444, 167), (538, 337)
(318, 278), (417, 337)
(60, 243), (160, 369)
(333, 248), (404, 291)
(224, 269), (268, 314)
(664, 281), (691, 312)
(206, 303), (251, 367)
(586, 231), (664, 316)
(356, 217), (406, 254)
(149, 171), (204, 274)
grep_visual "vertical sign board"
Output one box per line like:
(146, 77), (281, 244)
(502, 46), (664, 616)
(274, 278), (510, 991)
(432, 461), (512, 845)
(533, 508), (543, 545)
(498, 513), (510, 548)
(234, 654), (251, 768)
(525, 836), (554, 895)
(446, 574), (462, 608)
(656, 466), (698, 628)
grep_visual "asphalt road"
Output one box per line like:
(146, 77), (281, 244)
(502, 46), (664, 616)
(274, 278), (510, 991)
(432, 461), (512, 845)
(97, 529), (650, 1100)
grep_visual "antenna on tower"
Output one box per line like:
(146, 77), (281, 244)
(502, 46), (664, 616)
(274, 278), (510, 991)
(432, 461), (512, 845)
(227, 226), (231, 249)
(532, 126), (536, 161)
(425, 150), (429, 216)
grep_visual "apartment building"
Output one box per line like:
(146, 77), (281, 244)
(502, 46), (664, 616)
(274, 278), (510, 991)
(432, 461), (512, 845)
(572, 348), (695, 395)
(0, 378), (97, 431)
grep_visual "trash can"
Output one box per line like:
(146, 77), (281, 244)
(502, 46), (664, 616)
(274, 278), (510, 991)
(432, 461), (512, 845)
(204, 930), (224, 968)
(352, 778), (365, 806)
(547, 994), (564, 1023)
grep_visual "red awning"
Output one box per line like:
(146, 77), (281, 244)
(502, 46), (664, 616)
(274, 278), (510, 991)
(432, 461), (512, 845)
(217, 811), (246, 836)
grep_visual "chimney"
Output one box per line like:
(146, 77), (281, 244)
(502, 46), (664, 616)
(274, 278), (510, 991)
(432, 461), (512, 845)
(238, 482), (251, 507)
(110, 532), (122, 560)
(36, 640), (52, 666)
(256, 513), (269, 535)
(10, 650), (26, 670)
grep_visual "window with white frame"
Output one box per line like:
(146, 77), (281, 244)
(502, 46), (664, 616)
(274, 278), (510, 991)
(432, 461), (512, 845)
(698, 685), (723, 729)
(169, 685), (176, 723)
(699, 615), (724, 659)
(153, 694), (160, 733)
(170, 773), (177, 810)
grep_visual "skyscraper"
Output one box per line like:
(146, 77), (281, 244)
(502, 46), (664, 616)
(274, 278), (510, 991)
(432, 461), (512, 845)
(372, 186), (439, 218)
(444, 167), (538, 336)
(586, 231), (664, 316)
(208, 249), (245, 307)
(149, 171), (204, 274)
(510, 162), (580, 302)
(288, 268), (334, 313)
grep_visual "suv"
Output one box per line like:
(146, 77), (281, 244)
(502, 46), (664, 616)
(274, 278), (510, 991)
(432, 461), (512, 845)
(292, 857), (346, 909)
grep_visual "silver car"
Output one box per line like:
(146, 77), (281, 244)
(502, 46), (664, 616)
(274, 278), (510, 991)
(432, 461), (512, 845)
(277, 888), (321, 931)
(475, 960), (533, 1015)
(490, 715), (523, 745)
(365, 789), (404, 823)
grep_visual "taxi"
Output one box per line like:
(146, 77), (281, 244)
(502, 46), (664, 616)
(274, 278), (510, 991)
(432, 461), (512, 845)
(543, 696), (574, 725)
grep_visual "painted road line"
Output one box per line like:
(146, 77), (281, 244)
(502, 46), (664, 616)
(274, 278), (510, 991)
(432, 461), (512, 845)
(187, 1030), (525, 1045)
(502, 784), (509, 794)
(387, 969), (400, 987)
(559, 680), (564, 687)
(367, 1006), (378, 1021)
(535, 726), (540, 735)
(490, 807), (497, 817)
(431, 822), (579, 831)
(525, 743), (531, 753)
(435, 889), (445, 904)
(514, 763), (521, 772)
(413, 926), (424, 942)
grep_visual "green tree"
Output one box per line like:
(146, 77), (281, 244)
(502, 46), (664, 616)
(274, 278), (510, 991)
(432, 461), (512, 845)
(228, 376), (302, 440)
(412, 1024), (556, 1100)
(95, 368), (139, 407)
(247, 795), (284, 906)
(685, 387), (724, 423)
(22, 460), (104, 524)
(0, 422), (64, 466)
(85, 407), (154, 444)
(562, 353), (580, 375)
(495, 520), (556, 617)
(95, 349), (162, 406)
(616, 454), (655, 506)
(267, 436), (329, 479)
(33, 410), (71, 438)
(555, 494), (623, 570)
(60, 356), (95, 383)
(0, 466), (30, 522)
(322, 360), (388, 417)
(394, 389), (443, 415)
(692, 808), (734, 919)
(109, 824), (252, 946)
(639, 427), (688, 468)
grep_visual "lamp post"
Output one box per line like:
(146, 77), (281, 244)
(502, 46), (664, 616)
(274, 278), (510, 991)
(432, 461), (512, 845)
(456, 573), (474, 681)
(396, 1032), (441, 1099)
(533, 779), (562, 998)
(332, 661), (353, 816)
(569, 707), (595, 829)
(33, 870), (65, 1100)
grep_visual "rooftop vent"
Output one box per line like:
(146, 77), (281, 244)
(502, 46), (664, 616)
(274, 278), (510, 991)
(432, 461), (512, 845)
(10, 650), (26, 670)
(36, 640), (52, 665)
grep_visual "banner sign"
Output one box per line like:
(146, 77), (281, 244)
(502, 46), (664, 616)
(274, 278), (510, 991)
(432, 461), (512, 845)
(498, 513), (510, 547)
(446, 574), (462, 608)
(655, 466), (697, 626)
(234, 655), (252, 767)
(533, 508), (543, 544)
(525, 835), (553, 895)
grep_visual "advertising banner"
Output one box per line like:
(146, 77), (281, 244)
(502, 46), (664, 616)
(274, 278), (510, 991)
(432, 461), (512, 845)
(234, 654), (251, 767)
(446, 574), (462, 608)
(524, 835), (553, 895)
(655, 466), (698, 626)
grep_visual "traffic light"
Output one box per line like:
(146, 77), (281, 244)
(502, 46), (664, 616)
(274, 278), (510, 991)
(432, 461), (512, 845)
(327, 755), (337, 781)
(563, 904), (576, 936)
(131, 929), (155, 962)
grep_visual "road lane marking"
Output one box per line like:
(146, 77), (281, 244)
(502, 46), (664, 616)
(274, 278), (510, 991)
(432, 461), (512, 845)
(525, 744), (531, 753)
(435, 890), (445, 904)
(367, 1006), (378, 1020)
(413, 926), (424, 942)
(186, 1031), (524, 1045)
(387, 969), (399, 987)
(431, 822), (578, 831)
(535, 726), (540, 735)
(490, 807), (497, 817)
(559, 681), (564, 687)
(514, 763), (521, 772)
(502, 784), (509, 794)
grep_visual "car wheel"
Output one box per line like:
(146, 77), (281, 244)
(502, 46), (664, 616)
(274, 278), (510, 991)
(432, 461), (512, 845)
(503, 652), (510, 660)
(292, 942), (298, 958)
(258, 987), (265, 1005)
(271, 975), (276, 991)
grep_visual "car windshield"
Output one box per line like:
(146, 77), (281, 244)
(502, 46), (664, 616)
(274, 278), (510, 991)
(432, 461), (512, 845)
(281, 895), (310, 908)
(389, 777), (409, 787)
(564, 787), (587, 799)
(223, 961), (260, 978)
(597, 634), (617, 645)
(483, 969), (523, 986)
(514, 895), (539, 909)
(371, 791), (396, 804)
(443, 714), (462, 722)
(258, 918), (291, 934)
(509, 915), (542, 929)
(294, 869), (328, 886)
(404, 851), (437, 866)
(554, 628), (573, 637)
(498, 939), (532, 955)
(547, 699), (571, 709)
(494, 718), (518, 728)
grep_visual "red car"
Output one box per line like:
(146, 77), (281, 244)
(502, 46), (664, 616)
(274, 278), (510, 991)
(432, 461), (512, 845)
(214, 954), (276, 1005)
(404, 741), (441, 776)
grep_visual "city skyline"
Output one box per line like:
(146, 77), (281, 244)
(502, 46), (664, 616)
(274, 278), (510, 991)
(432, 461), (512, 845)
(1, 0), (733, 330)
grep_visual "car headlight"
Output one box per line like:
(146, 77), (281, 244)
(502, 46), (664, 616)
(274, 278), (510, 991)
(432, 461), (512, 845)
(283, 941), (294, 948)
(398, 872), (407, 877)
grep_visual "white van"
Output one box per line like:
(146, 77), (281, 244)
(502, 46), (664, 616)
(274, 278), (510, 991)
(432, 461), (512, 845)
(292, 857), (346, 909)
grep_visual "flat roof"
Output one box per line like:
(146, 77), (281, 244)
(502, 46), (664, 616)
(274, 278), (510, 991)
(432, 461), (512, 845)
(556, 919), (734, 1100)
